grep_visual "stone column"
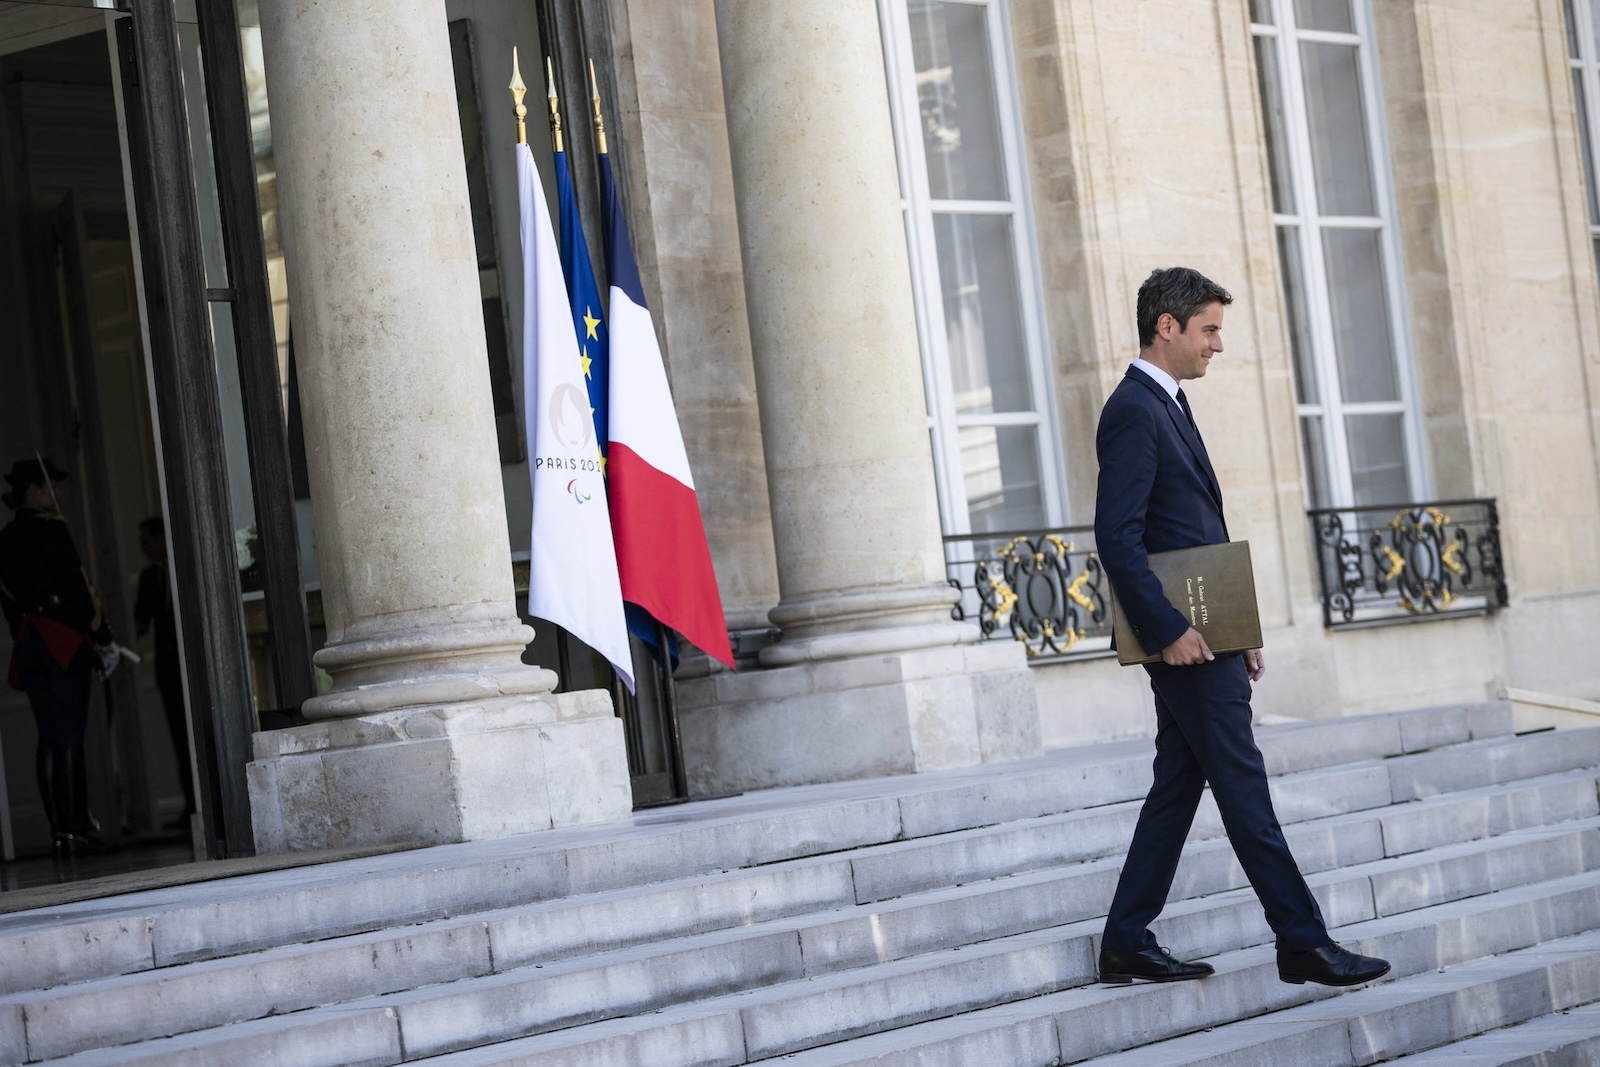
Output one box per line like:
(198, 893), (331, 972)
(245, 0), (630, 852)
(676, 0), (1041, 793)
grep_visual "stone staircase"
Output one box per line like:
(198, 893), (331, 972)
(2, 701), (1599, 1066)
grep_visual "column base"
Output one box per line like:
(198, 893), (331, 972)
(247, 688), (630, 854)
(676, 641), (1041, 795)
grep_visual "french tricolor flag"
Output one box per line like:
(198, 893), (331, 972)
(516, 141), (634, 690)
(598, 153), (735, 669)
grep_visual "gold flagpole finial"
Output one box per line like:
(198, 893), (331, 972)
(510, 47), (528, 146)
(546, 56), (564, 153)
(588, 58), (607, 156)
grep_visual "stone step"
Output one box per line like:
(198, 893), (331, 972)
(850, 761), (1386, 906)
(1373, 767), (1600, 858)
(0, 704), (1518, 1000)
(858, 757), (1599, 908)
(1177, 767), (1598, 902)
(0, 778), (1397, 1061)
(7, 758), (1592, 1066)
(1384, 726), (1600, 804)
(398, 869), (1600, 1066)
(1058, 927), (1600, 1067)
(1382, 996), (1600, 1066)
(1165, 815), (1600, 959)
(6, 723), (1587, 1055)
(28, 812), (1600, 1067)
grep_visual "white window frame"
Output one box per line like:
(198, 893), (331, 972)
(878, 0), (1066, 536)
(1564, 0), (1600, 277)
(1251, 0), (1429, 509)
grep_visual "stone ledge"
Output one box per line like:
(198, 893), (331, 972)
(678, 642), (1040, 795)
(248, 694), (630, 854)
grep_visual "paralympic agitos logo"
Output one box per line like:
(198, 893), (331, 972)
(534, 382), (601, 501)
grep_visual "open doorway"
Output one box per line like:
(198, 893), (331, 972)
(0, 7), (201, 886)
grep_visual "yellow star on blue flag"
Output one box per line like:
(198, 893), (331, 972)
(555, 150), (609, 453)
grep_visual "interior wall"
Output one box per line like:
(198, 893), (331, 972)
(0, 19), (181, 852)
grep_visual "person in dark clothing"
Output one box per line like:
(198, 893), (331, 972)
(1094, 269), (1389, 989)
(134, 514), (194, 824)
(0, 457), (112, 856)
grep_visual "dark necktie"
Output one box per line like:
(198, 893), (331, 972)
(1176, 388), (1199, 433)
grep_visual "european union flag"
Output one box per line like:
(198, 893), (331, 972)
(553, 147), (608, 454)
(555, 145), (670, 661)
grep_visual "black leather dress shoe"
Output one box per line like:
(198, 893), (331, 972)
(1278, 943), (1391, 986)
(1099, 945), (1214, 984)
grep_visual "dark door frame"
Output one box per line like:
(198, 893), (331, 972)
(115, 0), (310, 857)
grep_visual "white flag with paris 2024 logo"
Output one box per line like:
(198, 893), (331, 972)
(516, 141), (633, 692)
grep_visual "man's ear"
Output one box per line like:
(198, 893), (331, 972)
(1157, 312), (1177, 339)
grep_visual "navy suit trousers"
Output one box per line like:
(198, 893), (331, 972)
(1101, 653), (1329, 953)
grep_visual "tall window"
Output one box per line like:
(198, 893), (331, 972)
(1565, 0), (1600, 280)
(1251, 0), (1426, 509)
(879, 0), (1064, 536)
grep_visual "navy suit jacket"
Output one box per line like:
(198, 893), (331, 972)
(1095, 367), (1229, 656)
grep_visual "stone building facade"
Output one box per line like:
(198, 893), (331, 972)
(0, 0), (1596, 861)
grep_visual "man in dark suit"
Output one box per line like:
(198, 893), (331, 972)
(1094, 267), (1389, 988)
(135, 515), (194, 826)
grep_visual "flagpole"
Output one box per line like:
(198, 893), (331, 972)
(546, 57), (564, 152)
(588, 58), (607, 156)
(509, 47), (527, 146)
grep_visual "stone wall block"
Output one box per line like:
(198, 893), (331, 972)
(681, 686), (918, 796)
(535, 717), (634, 829)
(904, 675), (984, 773)
(971, 660), (1044, 764)
(248, 698), (629, 852)
(265, 752), (335, 854)
(245, 759), (287, 855)
(320, 739), (467, 848)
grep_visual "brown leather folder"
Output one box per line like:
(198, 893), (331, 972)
(1110, 540), (1263, 666)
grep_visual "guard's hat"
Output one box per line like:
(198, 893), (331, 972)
(2, 457), (69, 509)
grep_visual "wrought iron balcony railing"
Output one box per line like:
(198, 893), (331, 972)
(1307, 498), (1507, 629)
(945, 498), (1507, 659)
(944, 526), (1115, 663)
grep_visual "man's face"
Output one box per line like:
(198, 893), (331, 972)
(1159, 301), (1225, 381)
(23, 480), (55, 511)
(139, 528), (166, 563)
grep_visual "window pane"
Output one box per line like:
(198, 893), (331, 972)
(1255, 36), (1296, 214)
(961, 425), (1045, 533)
(1300, 41), (1376, 216)
(1293, 0), (1355, 34)
(1576, 72), (1600, 225)
(908, 0), (1006, 201)
(1299, 414), (1330, 508)
(1590, 0), (1600, 58)
(1322, 228), (1399, 402)
(1250, 0), (1274, 25)
(1567, 0), (1581, 59)
(934, 212), (1032, 414)
(1345, 412), (1410, 507)
(1276, 227), (1318, 404)
(178, 23), (229, 288)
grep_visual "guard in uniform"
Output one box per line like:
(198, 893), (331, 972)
(0, 458), (113, 856)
